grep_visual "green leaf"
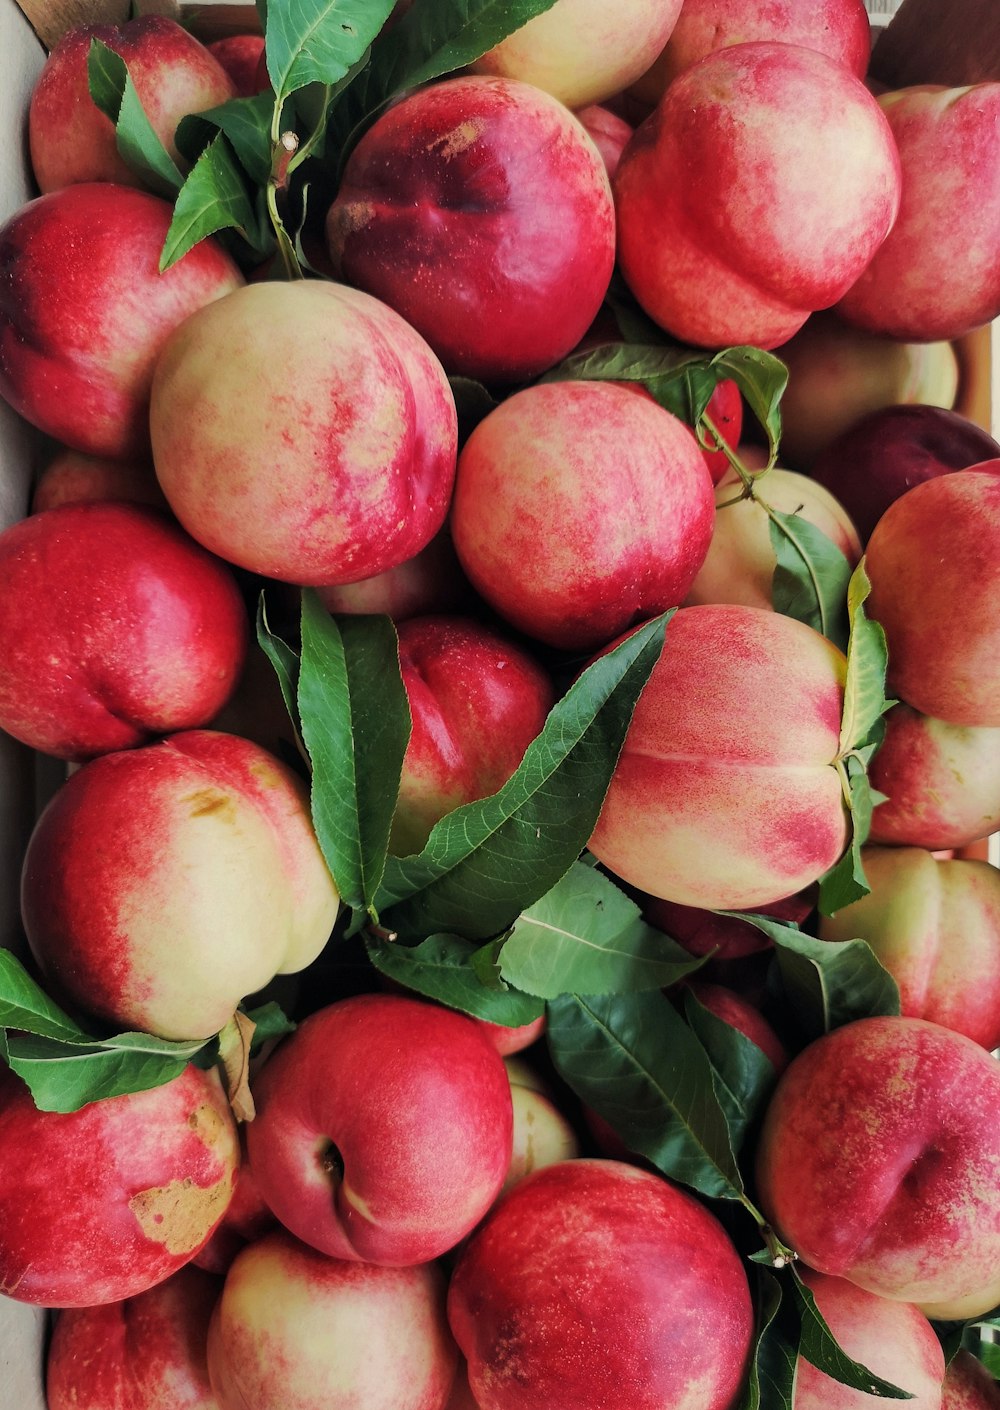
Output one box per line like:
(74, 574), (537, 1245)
(976, 1344), (1000, 1378)
(327, 0), (562, 158)
(545, 989), (743, 1201)
(374, 612), (670, 942)
(160, 134), (265, 271)
(0, 951), (209, 1113)
(711, 346), (788, 466)
(365, 932), (544, 1026)
(256, 591), (302, 741)
(682, 986), (778, 1155)
(733, 912), (899, 1037)
(496, 862), (702, 1000)
(793, 1271), (914, 1399)
(740, 1271), (793, 1410)
(175, 93), (276, 187)
(242, 1000), (296, 1049)
(87, 39), (183, 196)
(265, 0), (396, 103)
(768, 510), (853, 649)
(298, 593), (411, 920)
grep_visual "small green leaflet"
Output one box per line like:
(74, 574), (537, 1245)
(265, 0), (396, 106)
(365, 932), (544, 1027)
(793, 1272), (913, 1399)
(175, 94), (276, 189)
(160, 134), (267, 271)
(87, 39), (183, 196)
(740, 1270), (792, 1410)
(768, 510), (853, 650)
(327, 0), (563, 160)
(542, 342), (787, 465)
(374, 612), (670, 942)
(0, 950), (209, 1113)
(819, 560), (894, 915)
(729, 912), (899, 1038)
(297, 592), (411, 923)
(545, 989), (744, 1202)
(682, 986), (778, 1155)
(256, 591), (303, 750)
(496, 862), (702, 1000)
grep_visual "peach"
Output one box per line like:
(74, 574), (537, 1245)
(149, 280), (457, 585)
(0, 502), (247, 760)
(207, 1230), (458, 1410)
(0, 1062), (239, 1307)
(819, 846), (1000, 1050)
(614, 43), (901, 349)
(325, 76), (615, 383)
(684, 466), (861, 612)
(315, 526), (470, 621)
(31, 448), (167, 513)
(451, 380), (715, 651)
(28, 15), (236, 192)
(207, 33), (266, 97)
(865, 465), (1000, 727)
(756, 1015), (1000, 1319)
(868, 702), (1000, 850)
(575, 103), (634, 179)
(469, 0), (682, 108)
(838, 83), (1000, 341)
(0, 183), (244, 460)
(589, 605), (848, 910)
(46, 1264), (222, 1410)
(942, 1352), (1000, 1409)
(21, 730), (340, 1041)
(686, 981), (789, 1073)
(793, 1268), (944, 1410)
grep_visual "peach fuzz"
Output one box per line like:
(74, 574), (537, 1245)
(793, 1268), (944, 1410)
(819, 847), (1000, 1050)
(755, 1015), (1000, 1320)
(684, 466), (861, 612)
(613, 43), (901, 349)
(448, 1159), (754, 1410)
(0, 1063), (239, 1308)
(28, 15), (236, 192)
(46, 1264), (222, 1410)
(149, 280), (457, 585)
(391, 616), (554, 855)
(589, 605), (848, 910)
(245, 995), (513, 1267)
(325, 75), (615, 383)
(451, 380), (715, 651)
(838, 83), (1000, 342)
(469, 0), (682, 108)
(868, 703), (1000, 850)
(0, 183), (244, 460)
(21, 730), (340, 1041)
(0, 502), (247, 760)
(629, 0), (871, 107)
(207, 1230), (458, 1410)
(865, 465), (1000, 727)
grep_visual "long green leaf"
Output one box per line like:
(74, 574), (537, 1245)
(266, 0), (396, 102)
(497, 862), (702, 1000)
(740, 1271), (792, 1410)
(375, 613), (670, 942)
(160, 134), (265, 271)
(794, 1273), (914, 1399)
(87, 39), (183, 196)
(365, 932), (544, 1026)
(175, 94), (276, 187)
(682, 987), (778, 1155)
(768, 510), (853, 649)
(545, 990), (744, 1201)
(298, 593), (411, 919)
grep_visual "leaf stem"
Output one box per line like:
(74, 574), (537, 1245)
(741, 1193), (799, 1267)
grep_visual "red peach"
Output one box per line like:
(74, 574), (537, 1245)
(391, 616), (554, 855)
(32, 448), (168, 513)
(0, 503), (247, 760)
(326, 75), (616, 383)
(942, 1351), (1000, 1409)
(315, 526), (471, 621)
(207, 33), (266, 97)
(46, 1264), (222, 1410)
(575, 104), (633, 179)
(29, 15), (237, 192)
(0, 183), (244, 460)
(686, 981), (789, 1073)
(589, 605), (848, 910)
(149, 280), (457, 585)
(451, 380), (715, 651)
(0, 1062), (239, 1307)
(614, 43), (901, 349)
(756, 1015), (1000, 1319)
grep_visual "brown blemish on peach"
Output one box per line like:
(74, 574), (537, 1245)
(184, 788), (236, 821)
(429, 119), (485, 160)
(129, 1176), (230, 1254)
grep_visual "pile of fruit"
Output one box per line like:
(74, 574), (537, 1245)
(1, 0), (999, 1405)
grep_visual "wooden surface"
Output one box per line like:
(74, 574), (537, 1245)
(12, 0), (258, 47)
(870, 0), (1000, 86)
